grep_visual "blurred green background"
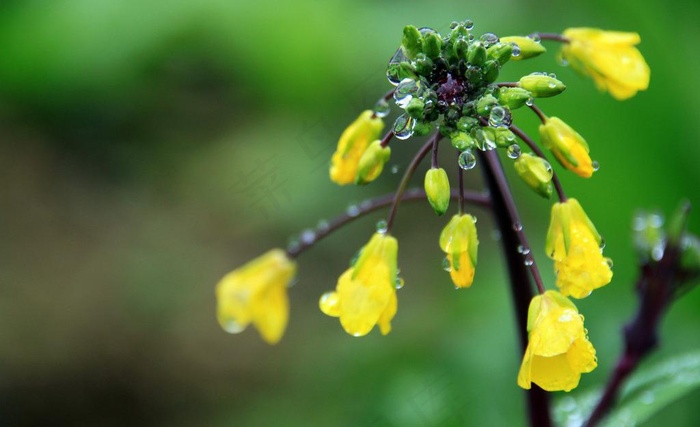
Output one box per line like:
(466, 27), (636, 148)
(1, 0), (698, 426)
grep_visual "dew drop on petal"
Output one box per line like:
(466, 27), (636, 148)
(319, 291), (341, 316)
(464, 19), (474, 30)
(376, 220), (388, 234)
(458, 150), (477, 170)
(221, 318), (246, 334)
(592, 161), (600, 172)
(442, 257), (452, 272)
(395, 277), (405, 289)
(604, 257), (614, 269)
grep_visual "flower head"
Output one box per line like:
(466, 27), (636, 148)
(517, 290), (597, 392)
(330, 110), (384, 185)
(547, 198), (613, 298)
(561, 28), (650, 100)
(539, 116), (593, 178)
(320, 232), (399, 336)
(439, 214), (479, 288)
(216, 249), (296, 344)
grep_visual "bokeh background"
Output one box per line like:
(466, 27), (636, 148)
(1, 0), (699, 426)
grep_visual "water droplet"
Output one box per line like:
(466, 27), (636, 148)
(525, 97), (534, 106)
(507, 144), (521, 159)
(386, 47), (407, 86)
(480, 32), (499, 47)
(394, 78), (420, 109)
(350, 250), (361, 266)
(450, 21), (459, 29)
(317, 220), (330, 233)
(559, 58), (569, 66)
(376, 220), (388, 234)
(548, 73), (557, 79)
(548, 82), (557, 89)
(464, 20), (474, 30)
(604, 257), (614, 269)
(300, 229), (316, 245)
(518, 245), (531, 255)
(395, 277), (405, 289)
(287, 239), (300, 253)
(599, 238), (606, 250)
(544, 161), (553, 177)
(393, 114), (415, 140)
(319, 291), (340, 316)
(513, 222), (523, 232)
(346, 204), (360, 217)
(509, 46), (521, 59)
(649, 213), (664, 228)
(374, 98), (391, 118)
(592, 161), (600, 172)
(524, 255), (534, 266)
(472, 216), (478, 223)
(529, 34), (541, 43)
(221, 318), (246, 334)
(488, 106), (507, 127)
(652, 245), (665, 261)
(474, 129), (497, 151)
(442, 257), (452, 271)
(391, 164), (400, 174)
(458, 150), (477, 170)
(359, 200), (373, 210)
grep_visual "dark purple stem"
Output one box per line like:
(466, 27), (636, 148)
(478, 150), (551, 427)
(531, 33), (570, 43)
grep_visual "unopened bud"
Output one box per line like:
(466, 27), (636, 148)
(356, 140), (391, 185)
(519, 74), (566, 98)
(514, 153), (553, 198)
(498, 87), (532, 110)
(500, 36), (546, 60)
(424, 168), (451, 216)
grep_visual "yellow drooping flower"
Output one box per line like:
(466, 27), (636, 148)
(319, 232), (399, 336)
(330, 110), (384, 185)
(546, 198), (613, 299)
(517, 290), (597, 392)
(439, 214), (479, 288)
(539, 116), (593, 178)
(216, 249), (296, 344)
(561, 28), (650, 100)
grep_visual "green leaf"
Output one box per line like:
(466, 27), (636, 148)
(553, 351), (700, 426)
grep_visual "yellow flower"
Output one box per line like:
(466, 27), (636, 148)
(539, 116), (593, 178)
(424, 167), (450, 216)
(215, 249), (296, 345)
(356, 140), (391, 185)
(546, 198), (613, 298)
(319, 232), (399, 336)
(330, 110), (384, 185)
(439, 214), (478, 288)
(561, 28), (650, 100)
(517, 290), (597, 392)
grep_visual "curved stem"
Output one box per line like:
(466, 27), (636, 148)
(380, 130), (395, 148)
(528, 104), (547, 123)
(458, 151), (466, 214)
(478, 150), (551, 427)
(286, 188), (490, 259)
(531, 32), (570, 43)
(431, 136), (439, 168)
(509, 124), (567, 203)
(385, 133), (441, 233)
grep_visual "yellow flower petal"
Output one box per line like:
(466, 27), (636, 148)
(517, 291), (597, 392)
(330, 111), (384, 185)
(321, 233), (400, 337)
(561, 28), (650, 100)
(539, 117), (593, 178)
(215, 249), (296, 344)
(546, 199), (612, 298)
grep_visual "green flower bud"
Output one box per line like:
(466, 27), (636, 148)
(457, 116), (479, 132)
(451, 132), (475, 150)
(356, 140), (391, 185)
(406, 98), (425, 119)
(413, 121), (433, 136)
(487, 42), (514, 65)
(453, 37), (470, 60)
(467, 42), (487, 66)
(483, 60), (500, 83)
(498, 87), (532, 109)
(476, 94), (499, 116)
(494, 128), (516, 147)
(402, 25), (422, 59)
(414, 54), (433, 76)
(424, 168), (451, 216)
(500, 36), (546, 60)
(519, 74), (566, 98)
(513, 153), (553, 198)
(423, 32), (443, 59)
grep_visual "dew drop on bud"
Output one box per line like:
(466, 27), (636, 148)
(458, 150), (477, 170)
(395, 277), (405, 289)
(506, 144), (521, 159)
(592, 161), (600, 172)
(393, 113), (415, 140)
(525, 97), (534, 106)
(511, 44), (521, 57)
(376, 220), (388, 234)
(604, 257), (613, 269)
(599, 238), (606, 250)
(464, 19), (474, 30)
